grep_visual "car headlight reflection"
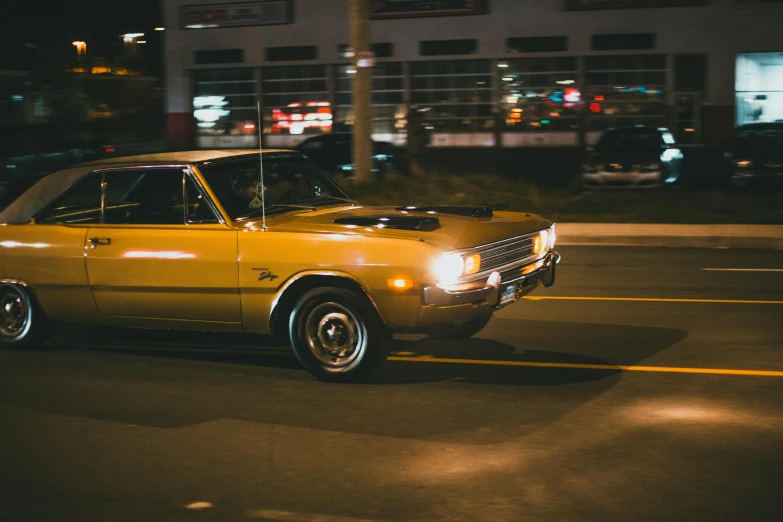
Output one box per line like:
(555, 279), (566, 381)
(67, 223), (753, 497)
(434, 252), (481, 284)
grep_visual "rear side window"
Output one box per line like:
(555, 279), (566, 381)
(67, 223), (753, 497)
(36, 174), (103, 224)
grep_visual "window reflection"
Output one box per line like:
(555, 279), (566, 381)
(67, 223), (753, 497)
(585, 54), (668, 130)
(498, 58), (580, 132)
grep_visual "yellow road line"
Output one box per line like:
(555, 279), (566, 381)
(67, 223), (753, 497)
(522, 296), (783, 305)
(387, 356), (783, 378)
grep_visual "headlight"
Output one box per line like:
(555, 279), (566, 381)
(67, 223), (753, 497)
(533, 227), (555, 255)
(549, 223), (556, 249)
(433, 252), (481, 284)
(736, 160), (751, 168)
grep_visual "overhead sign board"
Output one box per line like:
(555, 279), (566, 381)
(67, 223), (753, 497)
(565, 0), (709, 9)
(370, 0), (486, 19)
(182, 1), (291, 29)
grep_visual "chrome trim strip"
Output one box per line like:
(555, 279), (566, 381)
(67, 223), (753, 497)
(268, 271), (383, 332)
(451, 228), (546, 255)
(0, 279), (27, 287)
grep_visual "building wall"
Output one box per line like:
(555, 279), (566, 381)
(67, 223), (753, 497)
(163, 0), (783, 149)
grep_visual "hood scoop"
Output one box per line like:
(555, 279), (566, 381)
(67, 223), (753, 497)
(396, 205), (494, 218)
(334, 216), (440, 231)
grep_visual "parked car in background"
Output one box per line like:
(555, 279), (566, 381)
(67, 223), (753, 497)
(295, 133), (397, 177)
(0, 150), (559, 382)
(731, 122), (783, 189)
(581, 126), (683, 188)
(0, 125), (114, 202)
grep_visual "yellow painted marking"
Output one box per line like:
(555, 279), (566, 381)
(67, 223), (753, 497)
(387, 356), (783, 378)
(391, 351), (415, 356)
(522, 296), (783, 305)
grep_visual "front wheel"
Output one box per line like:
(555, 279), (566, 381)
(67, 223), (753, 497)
(0, 283), (50, 350)
(428, 314), (493, 340)
(289, 287), (391, 382)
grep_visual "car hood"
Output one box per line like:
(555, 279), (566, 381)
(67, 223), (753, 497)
(584, 150), (662, 164)
(243, 205), (552, 250)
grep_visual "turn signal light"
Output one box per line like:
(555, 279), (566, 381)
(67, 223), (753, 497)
(532, 235), (543, 254)
(388, 278), (414, 290)
(464, 254), (481, 275)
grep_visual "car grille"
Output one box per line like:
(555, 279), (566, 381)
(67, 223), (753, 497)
(605, 164), (633, 173)
(477, 236), (535, 272)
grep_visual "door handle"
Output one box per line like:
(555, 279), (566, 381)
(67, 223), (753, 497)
(88, 237), (111, 247)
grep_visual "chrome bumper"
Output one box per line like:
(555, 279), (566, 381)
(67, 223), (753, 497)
(422, 251), (560, 307)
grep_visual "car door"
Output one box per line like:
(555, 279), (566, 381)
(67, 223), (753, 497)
(83, 167), (241, 327)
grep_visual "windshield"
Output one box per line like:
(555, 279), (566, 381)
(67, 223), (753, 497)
(198, 154), (352, 221)
(595, 128), (663, 154)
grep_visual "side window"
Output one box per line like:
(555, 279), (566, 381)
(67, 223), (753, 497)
(186, 176), (219, 224)
(103, 169), (186, 225)
(37, 174), (103, 224)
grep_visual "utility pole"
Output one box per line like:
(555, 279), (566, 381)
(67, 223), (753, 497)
(349, 0), (373, 184)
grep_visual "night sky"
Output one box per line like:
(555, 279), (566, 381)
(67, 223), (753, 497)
(0, 0), (161, 71)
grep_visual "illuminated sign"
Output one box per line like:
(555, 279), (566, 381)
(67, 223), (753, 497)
(370, 0), (486, 19)
(565, 0), (709, 9)
(271, 102), (333, 135)
(181, 1), (290, 29)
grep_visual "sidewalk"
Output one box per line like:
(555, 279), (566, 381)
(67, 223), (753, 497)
(556, 224), (783, 250)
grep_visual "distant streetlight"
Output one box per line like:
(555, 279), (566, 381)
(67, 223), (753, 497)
(121, 33), (144, 43)
(72, 41), (86, 56)
(155, 27), (165, 31)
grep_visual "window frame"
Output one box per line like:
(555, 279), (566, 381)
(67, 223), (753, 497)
(33, 164), (225, 226)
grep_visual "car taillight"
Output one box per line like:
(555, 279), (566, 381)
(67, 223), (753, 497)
(103, 145), (115, 154)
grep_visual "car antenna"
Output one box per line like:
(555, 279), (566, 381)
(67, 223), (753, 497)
(250, 99), (267, 231)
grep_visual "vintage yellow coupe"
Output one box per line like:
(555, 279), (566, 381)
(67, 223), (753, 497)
(0, 151), (559, 382)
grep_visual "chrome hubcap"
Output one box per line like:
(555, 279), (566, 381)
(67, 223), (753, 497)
(305, 302), (365, 369)
(0, 286), (29, 339)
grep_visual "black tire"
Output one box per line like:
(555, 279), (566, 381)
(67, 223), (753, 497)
(289, 287), (391, 383)
(0, 283), (50, 350)
(428, 314), (493, 340)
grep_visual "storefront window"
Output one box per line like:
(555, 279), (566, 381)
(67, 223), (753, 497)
(409, 60), (494, 132)
(736, 53), (783, 126)
(334, 62), (406, 137)
(262, 65), (331, 136)
(498, 57), (579, 132)
(585, 54), (667, 130)
(193, 68), (258, 140)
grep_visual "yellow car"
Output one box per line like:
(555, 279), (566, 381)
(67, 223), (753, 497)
(0, 150), (559, 382)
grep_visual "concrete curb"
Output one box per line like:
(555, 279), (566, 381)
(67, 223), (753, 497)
(556, 224), (783, 250)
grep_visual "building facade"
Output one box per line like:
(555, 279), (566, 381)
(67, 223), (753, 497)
(162, 0), (783, 150)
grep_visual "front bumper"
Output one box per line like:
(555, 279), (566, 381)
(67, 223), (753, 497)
(582, 170), (662, 187)
(422, 251), (560, 308)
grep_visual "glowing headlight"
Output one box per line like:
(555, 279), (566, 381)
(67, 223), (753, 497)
(549, 224), (556, 249)
(736, 160), (751, 168)
(434, 252), (481, 284)
(533, 226), (556, 255)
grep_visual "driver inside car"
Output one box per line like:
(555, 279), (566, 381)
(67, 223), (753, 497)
(230, 169), (300, 208)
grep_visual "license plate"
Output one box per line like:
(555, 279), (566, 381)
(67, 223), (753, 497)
(499, 283), (518, 306)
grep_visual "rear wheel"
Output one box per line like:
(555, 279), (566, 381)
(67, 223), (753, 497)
(289, 287), (391, 382)
(429, 314), (493, 340)
(0, 283), (50, 350)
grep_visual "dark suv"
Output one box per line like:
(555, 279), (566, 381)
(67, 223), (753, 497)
(581, 126), (684, 188)
(731, 122), (783, 188)
(295, 133), (396, 177)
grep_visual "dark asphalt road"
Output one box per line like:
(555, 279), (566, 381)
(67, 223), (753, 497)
(1, 246), (782, 522)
